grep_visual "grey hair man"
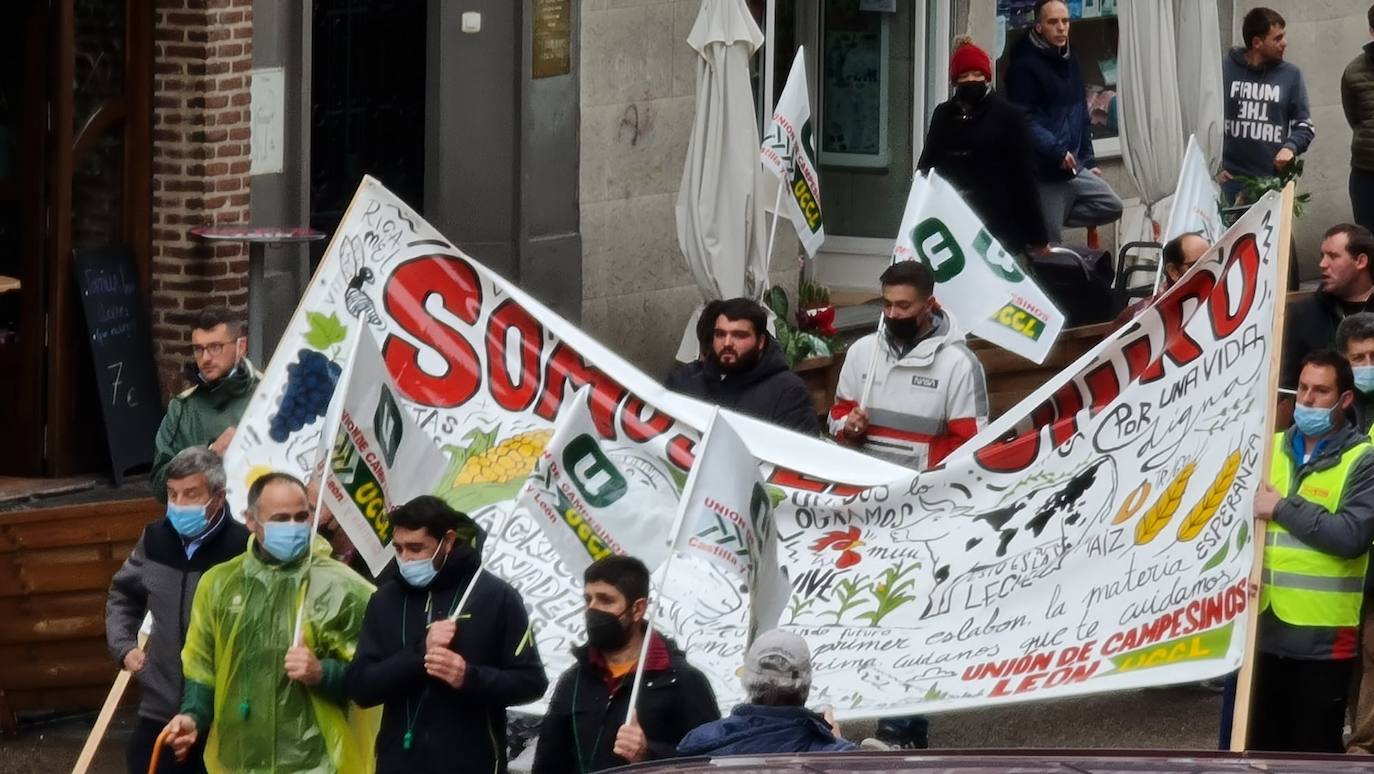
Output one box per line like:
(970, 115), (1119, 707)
(105, 447), (249, 774)
(1339, 311), (1374, 435)
(676, 630), (855, 757)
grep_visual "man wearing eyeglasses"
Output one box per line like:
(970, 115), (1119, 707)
(151, 306), (262, 501)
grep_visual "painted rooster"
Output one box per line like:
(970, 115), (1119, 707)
(810, 526), (864, 569)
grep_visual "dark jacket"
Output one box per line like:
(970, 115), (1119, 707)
(1262, 424), (1374, 660)
(665, 339), (820, 435)
(104, 508), (249, 722)
(676, 704), (856, 757)
(1279, 292), (1374, 390)
(918, 89), (1049, 253)
(151, 360), (261, 500)
(1356, 390), (1374, 436)
(532, 632), (720, 773)
(1342, 42), (1374, 173)
(347, 540), (547, 774)
(1222, 47), (1314, 179)
(1004, 30), (1095, 181)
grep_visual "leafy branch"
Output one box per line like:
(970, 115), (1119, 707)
(827, 576), (871, 624)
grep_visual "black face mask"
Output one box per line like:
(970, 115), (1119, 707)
(953, 82), (988, 106)
(884, 315), (923, 341)
(586, 608), (632, 651)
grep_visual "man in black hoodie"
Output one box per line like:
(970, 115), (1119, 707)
(105, 446), (249, 774)
(1280, 224), (1374, 391)
(347, 495), (547, 773)
(533, 555), (719, 772)
(665, 297), (819, 434)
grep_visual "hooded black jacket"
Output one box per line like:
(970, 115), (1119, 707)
(665, 339), (820, 435)
(1279, 291), (1374, 390)
(346, 538), (547, 774)
(532, 632), (719, 773)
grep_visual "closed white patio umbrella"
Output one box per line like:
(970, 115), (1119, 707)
(674, 0), (769, 362)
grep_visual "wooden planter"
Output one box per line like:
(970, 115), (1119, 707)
(0, 498), (159, 731)
(794, 351), (847, 419)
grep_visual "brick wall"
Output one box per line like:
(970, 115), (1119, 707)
(150, 0), (253, 398)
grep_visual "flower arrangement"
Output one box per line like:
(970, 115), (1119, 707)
(767, 280), (846, 366)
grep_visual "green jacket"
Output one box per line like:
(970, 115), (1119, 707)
(1342, 42), (1374, 172)
(151, 360), (261, 500)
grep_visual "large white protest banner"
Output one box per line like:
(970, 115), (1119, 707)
(320, 329), (449, 576)
(226, 177), (1281, 718)
(1164, 135), (1224, 243)
(760, 47), (824, 257)
(515, 387), (679, 575)
(893, 170), (1067, 364)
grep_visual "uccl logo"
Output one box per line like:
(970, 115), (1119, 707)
(563, 434), (628, 507)
(991, 303), (1046, 341)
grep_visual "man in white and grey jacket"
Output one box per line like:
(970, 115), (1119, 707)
(828, 260), (989, 474)
(105, 447), (248, 773)
(827, 260), (989, 749)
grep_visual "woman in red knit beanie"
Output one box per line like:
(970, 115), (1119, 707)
(916, 35), (1049, 257)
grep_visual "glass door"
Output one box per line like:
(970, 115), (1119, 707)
(43, 0), (152, 475)
(810, 0), (951, 293)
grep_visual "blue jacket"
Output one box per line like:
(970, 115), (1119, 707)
(676, 704), (857, 757)
(1004, 31), (1095, 181)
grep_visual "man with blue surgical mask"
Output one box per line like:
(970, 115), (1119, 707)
(105, 447), (249, 774)
(1250, 350), (1374, 752)
(162, 472), (377, 772)
(1338, 312), (1374, 434)
(347, 495), (547, 773)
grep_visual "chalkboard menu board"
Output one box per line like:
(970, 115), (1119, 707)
(74, 248), (163, 483)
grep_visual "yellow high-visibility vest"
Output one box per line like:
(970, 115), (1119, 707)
(1261, 434), (1371, 627)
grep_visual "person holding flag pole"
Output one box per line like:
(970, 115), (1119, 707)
(829, 260), (990, 474)
(161, 331), (378, 772)
(532, 408), (749, 772)
(346, 495), (547, 773)
(160, 469), (377, 773)
(531, 553), (719, 772)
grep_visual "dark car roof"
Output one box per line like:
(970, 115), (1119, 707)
(607, 749), (1374, 773)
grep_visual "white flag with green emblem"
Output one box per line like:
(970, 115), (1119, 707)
(515, 387), (679, 575)
(761, 47), (824, 256)
(320, 330), (449, 575)
(892, 169), (1067, 364)
(671, 412), (789, 637)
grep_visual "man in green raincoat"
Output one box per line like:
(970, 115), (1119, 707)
(163, 472), (378, 773)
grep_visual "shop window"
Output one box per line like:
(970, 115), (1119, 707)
(815, 0), (913, 240)
(995, 0), (1120, 158)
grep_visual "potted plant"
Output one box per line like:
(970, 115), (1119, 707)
(766, 282), (847, 411)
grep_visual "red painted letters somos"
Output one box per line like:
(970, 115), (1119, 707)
(379, 254), (701, 469)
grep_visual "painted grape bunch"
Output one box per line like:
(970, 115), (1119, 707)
(268, 349), (342, 442)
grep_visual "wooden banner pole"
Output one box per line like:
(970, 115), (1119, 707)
(1228, 182), (1296, 752)
(72, 629), (149, 774)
